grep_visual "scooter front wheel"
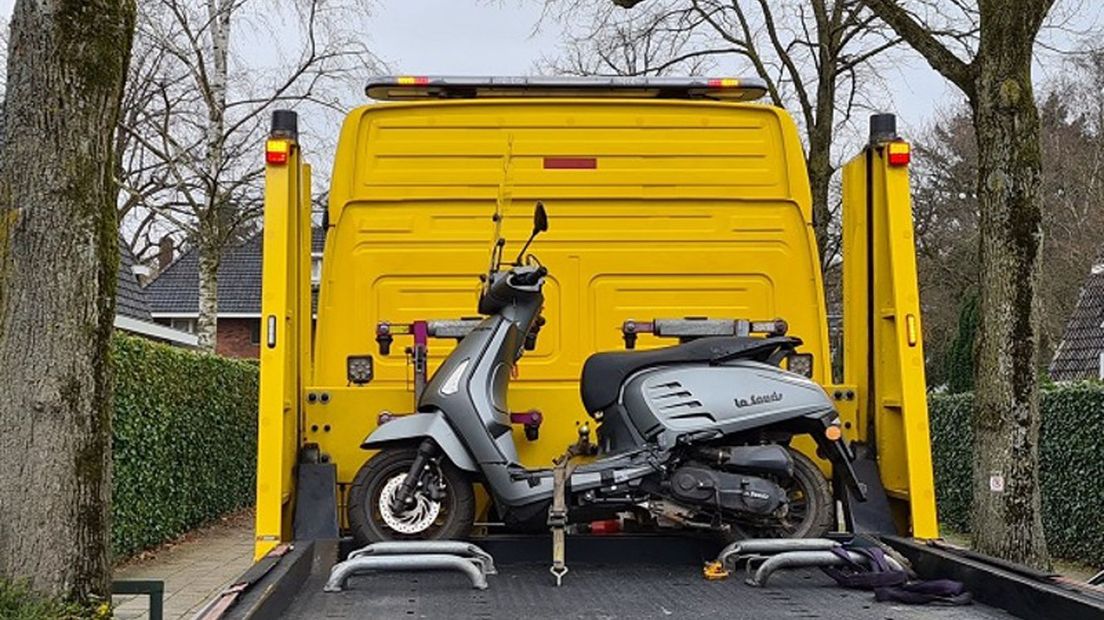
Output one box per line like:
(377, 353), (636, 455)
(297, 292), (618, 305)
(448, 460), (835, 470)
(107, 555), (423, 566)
(347, 447), (475, 545)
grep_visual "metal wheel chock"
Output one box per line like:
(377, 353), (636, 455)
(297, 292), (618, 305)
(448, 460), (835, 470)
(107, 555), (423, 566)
(745, 549), (904, 587)
(324, 553), (489, 591)
(347, 540), (497, 575)
(714, 538), (842, 572)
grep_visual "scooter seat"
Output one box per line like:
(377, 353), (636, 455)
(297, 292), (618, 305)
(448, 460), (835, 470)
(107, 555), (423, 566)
(579, 336), (801, 414)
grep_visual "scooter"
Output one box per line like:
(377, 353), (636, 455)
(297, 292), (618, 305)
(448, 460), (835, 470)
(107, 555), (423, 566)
(348, 202), (864, 548)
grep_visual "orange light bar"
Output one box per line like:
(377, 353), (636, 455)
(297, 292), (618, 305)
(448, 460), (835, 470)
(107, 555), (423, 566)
(365, 75), (768, 102)
(265, 139), (290, 165)
(887, 141), (911, 167)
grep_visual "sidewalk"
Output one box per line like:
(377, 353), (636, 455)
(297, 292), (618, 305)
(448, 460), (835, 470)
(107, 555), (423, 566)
(112, 510), (255, 620)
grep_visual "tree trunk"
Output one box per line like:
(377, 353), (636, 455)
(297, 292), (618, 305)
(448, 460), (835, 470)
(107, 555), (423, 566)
(196, 236), (221, 352)
(969, 4), (1050, 569)
(0, 0), (136, 604)
(195, 0), (232, 354)
(807, 114), (835, 270)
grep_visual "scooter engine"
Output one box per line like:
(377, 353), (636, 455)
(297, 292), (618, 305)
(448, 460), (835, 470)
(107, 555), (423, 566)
(666, 465), (786, 516)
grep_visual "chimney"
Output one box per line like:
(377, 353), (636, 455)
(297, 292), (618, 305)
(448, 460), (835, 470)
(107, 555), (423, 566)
(158, 236), (174, 272)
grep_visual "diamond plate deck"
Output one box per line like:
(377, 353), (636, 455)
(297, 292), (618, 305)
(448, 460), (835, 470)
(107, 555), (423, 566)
(282, 562), (1012, 620)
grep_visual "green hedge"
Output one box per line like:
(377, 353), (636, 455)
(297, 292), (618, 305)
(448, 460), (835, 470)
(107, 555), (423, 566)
(929, 384), (1104, 565)
(112, 335), (258, 558)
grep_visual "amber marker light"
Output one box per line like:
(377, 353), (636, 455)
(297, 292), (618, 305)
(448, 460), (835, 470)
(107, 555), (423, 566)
(265, 139), (290, 165)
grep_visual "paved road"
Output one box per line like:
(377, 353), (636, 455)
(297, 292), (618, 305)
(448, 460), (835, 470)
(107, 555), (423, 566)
(112, 511), (254, 620)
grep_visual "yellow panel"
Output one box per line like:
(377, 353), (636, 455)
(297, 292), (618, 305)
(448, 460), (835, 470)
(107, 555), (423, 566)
(841, 143), (938, 539)
(312, 99), (829, 482)
(254, 140), (312, 560)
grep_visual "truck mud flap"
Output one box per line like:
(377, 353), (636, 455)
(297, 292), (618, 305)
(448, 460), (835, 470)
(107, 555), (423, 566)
(845, 444), (898, 535)
(293, 462), (339, 541)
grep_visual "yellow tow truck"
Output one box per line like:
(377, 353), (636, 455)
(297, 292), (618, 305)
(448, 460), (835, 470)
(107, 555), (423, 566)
(206, 77), (1100, 620)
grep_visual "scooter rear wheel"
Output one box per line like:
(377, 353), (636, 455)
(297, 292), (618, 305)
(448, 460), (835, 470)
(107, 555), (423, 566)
(724, 447), (834, 541)
(348, 447), (475, 545)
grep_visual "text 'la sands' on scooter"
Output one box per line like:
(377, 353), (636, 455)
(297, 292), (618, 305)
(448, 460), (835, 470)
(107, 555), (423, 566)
(347, 202), (866, 562)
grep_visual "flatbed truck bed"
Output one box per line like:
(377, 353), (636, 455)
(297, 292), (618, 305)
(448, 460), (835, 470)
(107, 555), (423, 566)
(221, 535), (1104, 620)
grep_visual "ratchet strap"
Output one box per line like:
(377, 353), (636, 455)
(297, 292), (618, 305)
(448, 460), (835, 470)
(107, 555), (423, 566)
(548, 431), (591, 586)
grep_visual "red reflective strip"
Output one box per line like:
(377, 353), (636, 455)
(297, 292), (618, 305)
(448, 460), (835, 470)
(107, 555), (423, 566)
(414, 76), (429, 85)
(543, 157), (597, 169)
(265, 150), (288, 165)
(707, 79), (722, 87)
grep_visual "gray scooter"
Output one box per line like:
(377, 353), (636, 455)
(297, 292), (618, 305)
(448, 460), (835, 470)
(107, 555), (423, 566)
(347, 203), (865, 544)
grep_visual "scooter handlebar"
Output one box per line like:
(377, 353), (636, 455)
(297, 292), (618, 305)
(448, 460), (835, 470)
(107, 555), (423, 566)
(511, 266), (548, 287)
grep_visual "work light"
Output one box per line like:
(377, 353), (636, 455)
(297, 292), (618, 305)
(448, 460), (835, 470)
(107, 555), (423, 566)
(786, 353), (813, 378)
(347, 355), (374, 385)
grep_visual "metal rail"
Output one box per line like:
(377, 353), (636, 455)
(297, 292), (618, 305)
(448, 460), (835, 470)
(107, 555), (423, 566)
(324, 553), (489, 591)
(715, 538), (841, 571)
(746, 549), (904, 587)
(346, 541), (497, 575)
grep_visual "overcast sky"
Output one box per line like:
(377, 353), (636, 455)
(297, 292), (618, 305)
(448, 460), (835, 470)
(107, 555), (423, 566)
(0, 0), (1099, 141)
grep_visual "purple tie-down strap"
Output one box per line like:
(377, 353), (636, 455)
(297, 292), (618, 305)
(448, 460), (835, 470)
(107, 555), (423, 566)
(510, 410), (543, 427)
(821, 546), (908, 589)
(874, 580), (972, 606)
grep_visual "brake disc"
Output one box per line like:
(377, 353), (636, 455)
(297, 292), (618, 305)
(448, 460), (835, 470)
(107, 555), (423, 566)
(378, 473), (441, 534)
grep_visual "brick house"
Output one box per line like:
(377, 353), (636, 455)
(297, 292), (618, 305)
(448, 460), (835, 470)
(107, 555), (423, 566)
(1050, 252), (1104, 381)
(144, 229), (323, 358)
(115, 237), (197, 347)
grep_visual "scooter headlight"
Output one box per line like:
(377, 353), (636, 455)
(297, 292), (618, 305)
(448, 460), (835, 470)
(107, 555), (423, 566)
(786, 352), (813, 378)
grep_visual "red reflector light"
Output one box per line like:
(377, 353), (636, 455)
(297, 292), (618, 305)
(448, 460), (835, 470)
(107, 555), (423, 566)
(543, 157), (597, 169)
(887, 141), (910, 167)
(266, 139), (290, 165)
(589, 519), (621, 535)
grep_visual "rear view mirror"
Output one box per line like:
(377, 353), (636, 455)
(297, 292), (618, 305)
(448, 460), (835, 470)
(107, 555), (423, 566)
(533, 202), (548, 233)
(514, 201), (548, 265)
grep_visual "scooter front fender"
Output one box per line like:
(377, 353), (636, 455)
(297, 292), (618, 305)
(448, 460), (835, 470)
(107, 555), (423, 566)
(361, 411), (479, 472)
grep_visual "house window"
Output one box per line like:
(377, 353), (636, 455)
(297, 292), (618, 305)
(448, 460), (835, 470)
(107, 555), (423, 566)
(170, 318), (196, 333)
(250, 320), (262, 345)
(311, 254), (323, 286)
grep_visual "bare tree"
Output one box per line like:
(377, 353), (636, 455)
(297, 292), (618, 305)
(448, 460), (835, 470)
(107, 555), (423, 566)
(0, 0), (135, 605)
(549, 0), (898, 269)
(117, 0), (377, 351)
(865, 0), (1054, 568)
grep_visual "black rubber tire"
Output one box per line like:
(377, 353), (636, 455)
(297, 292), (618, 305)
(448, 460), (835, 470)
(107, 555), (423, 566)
(779, 448), (835, 538)
(347, 447), (475, 545)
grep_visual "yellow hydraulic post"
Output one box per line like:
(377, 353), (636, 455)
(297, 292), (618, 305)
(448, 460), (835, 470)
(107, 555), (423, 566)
(254, 111), (312, 560)
(841, 114), (939, 539)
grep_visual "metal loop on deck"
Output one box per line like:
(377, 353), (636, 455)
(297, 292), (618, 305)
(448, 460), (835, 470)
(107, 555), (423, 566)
(324, 553), (489, 591)
(347, 540), (497, 575)
(746, 549), (904, 587)
(715, 538), (842, 571)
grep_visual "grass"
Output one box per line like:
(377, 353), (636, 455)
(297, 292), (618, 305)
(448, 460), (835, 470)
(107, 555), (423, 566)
(940, 528), (1099, 581)
(0, 580), (109, 620)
